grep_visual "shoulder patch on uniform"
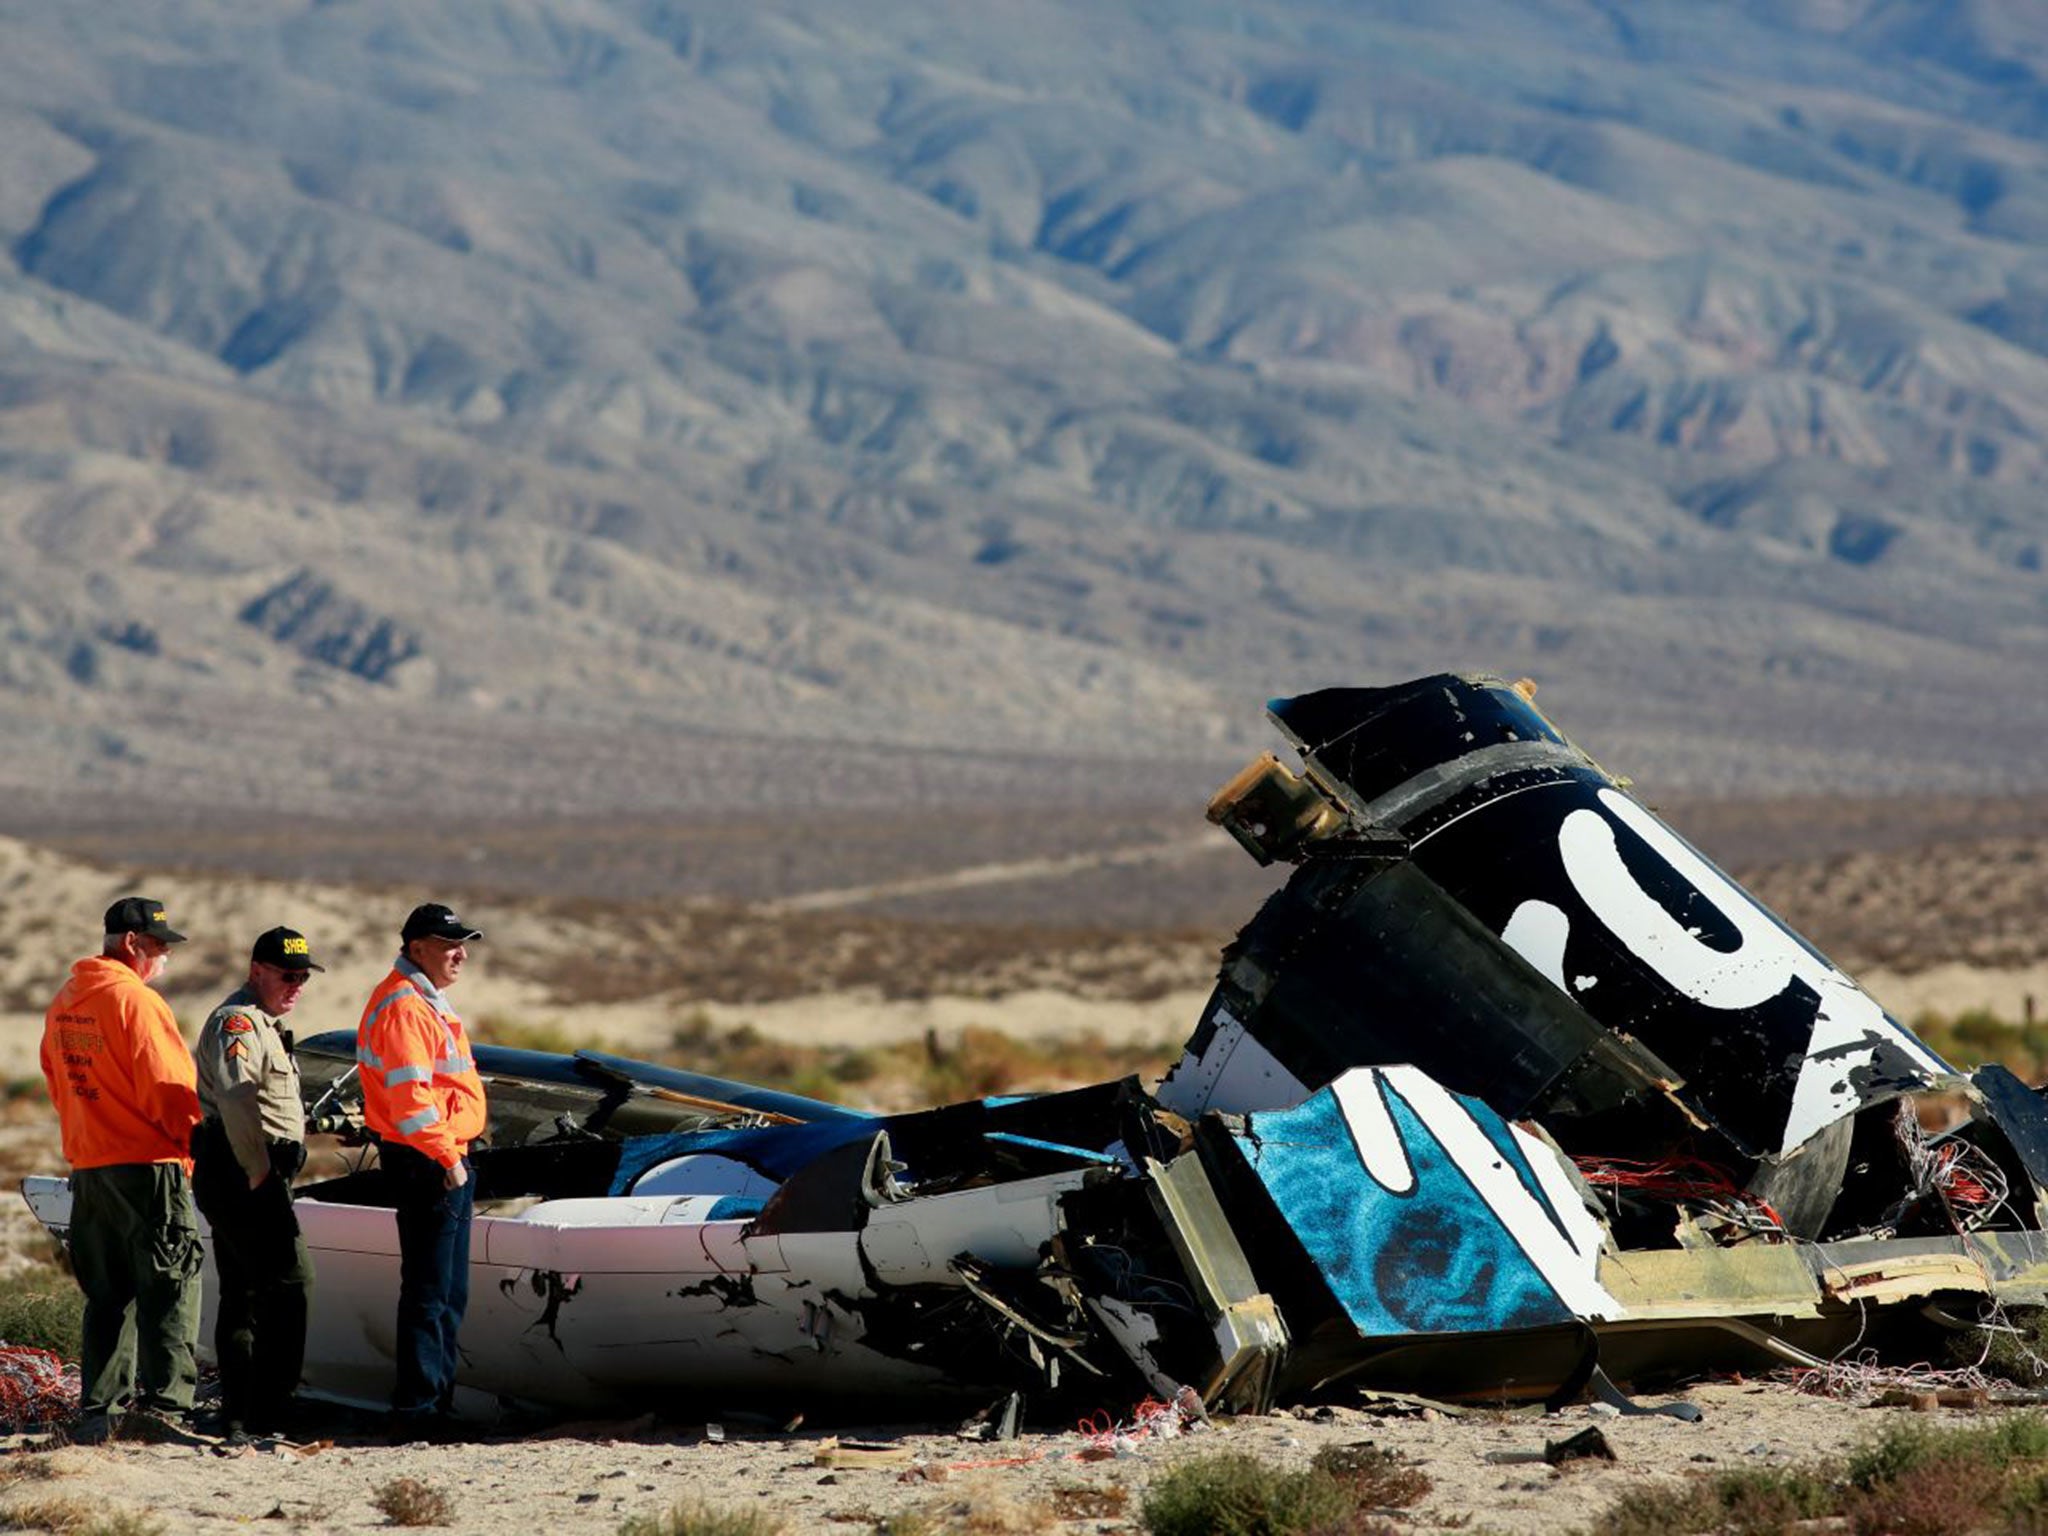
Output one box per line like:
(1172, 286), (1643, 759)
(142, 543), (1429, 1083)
(223, 1017), (255, 1034)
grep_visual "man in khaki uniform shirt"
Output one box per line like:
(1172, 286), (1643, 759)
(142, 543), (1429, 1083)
(192, 927), (322, 1445)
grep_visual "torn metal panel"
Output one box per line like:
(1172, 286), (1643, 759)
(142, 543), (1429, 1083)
(1818, 1252), (1992, 1306)
(1969, 1065), (2048, 1224)
(1141, 1152), (1289, 1414)
(1159, 859), (1687, 1126)
(1169, 674), (1947, 1169)
(1595, 1245), (1827, 1320)
(1216, 1068), (1618, 1342)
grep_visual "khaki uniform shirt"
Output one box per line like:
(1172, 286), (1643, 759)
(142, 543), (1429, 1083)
(195, 985), (306, 1184)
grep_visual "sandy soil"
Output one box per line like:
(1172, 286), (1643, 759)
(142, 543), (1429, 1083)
(0, 1381), (1974, 1535)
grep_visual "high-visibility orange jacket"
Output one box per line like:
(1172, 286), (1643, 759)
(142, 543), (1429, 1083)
(41, 956), (201, 1172)
(356, 962), (486, 1169)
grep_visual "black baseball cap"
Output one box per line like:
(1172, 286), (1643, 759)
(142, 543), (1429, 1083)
(105, 896), (187, 944)
(401, 903), (483, 945)
(252, 926), (325, 972)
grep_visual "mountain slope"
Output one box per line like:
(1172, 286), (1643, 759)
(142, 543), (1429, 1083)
(0, 0), (2044, 816)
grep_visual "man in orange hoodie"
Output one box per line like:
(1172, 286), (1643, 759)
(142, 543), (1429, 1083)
(40, 897), (205, 1441)
(356, 902), (487, 1440)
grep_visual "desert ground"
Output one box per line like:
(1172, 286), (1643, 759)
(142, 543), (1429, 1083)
(0, 791), (2044, 1532)
(0, 1376), (1962, 1536)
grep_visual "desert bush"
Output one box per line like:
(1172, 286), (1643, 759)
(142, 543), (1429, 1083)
(1912, 1010), (2046, 1078)
(0, 1119), (64, 1177)
(874, 1485), (1065, 1535)
(1946, 1308), (2048, 1387)
(0, 1496), (94, 1533)
(1050, 1484), (1128, 1520)
(1580, 1413), (2048, 1535)
(0, 1265), (84, 1360)
(76, 1515), (164, 1536)
(663, 1012), (1175, 1111)
(1140, 1451), (1394, 1536)
(1846, 1413), (2048, 1491)
(667, 1015), (859, 1105)
(1578, 1481), (1719, 1536)
(469, 1014), (592, 1055)
(369, 1477), (454, 1527)
(616, 1503), (784, 1536)
(0, 1457), (53, 1491)
(1583, 1470), (1837, 1536)
(1844, 1451), (1998, 1536)
(1309, 1443), (1431, 1507)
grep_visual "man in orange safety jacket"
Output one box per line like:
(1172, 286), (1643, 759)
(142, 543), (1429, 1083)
(40, 897), (205, 1441)
(355, 902), (486, 1439)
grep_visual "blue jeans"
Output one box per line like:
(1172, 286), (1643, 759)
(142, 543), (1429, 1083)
(385, 1143), (473, 1418)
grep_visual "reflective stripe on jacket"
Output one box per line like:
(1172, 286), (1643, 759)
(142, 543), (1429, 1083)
(40, 955), (201, 1171)
(355, 963), (485, 1168)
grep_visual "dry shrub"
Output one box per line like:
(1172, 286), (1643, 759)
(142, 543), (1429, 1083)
(1140, 1451), (1399, 1536)
(662, 1013), (1174, 1110)
(469, 1014), (591, 1055)
(1911, 1009), (2048, 1079)
(1844, 1454), (1996, 1536)
(1579, 1418), (2048, 1536)
(882, 1482), (1067, 1534)
(0, 1265), (83, 1361)
(1310, 1444), (1430, 1507)
(1579, 1479), (1731, 1536)
(615, 1503), (784, 1536)
(1846, 1414), (2048, 1491)
(0, 1496), (94, 1532)
(370, 1477), (454, 1528)
(1050, 1484), (1128, 1520)
(1583, 1463), (1840, 1536)
(75, 1515), (164, 1536)
(1949, 1307), (2048, 1388)
(0, 1458), (55, 1491)
(0, 1123), (63, 1181)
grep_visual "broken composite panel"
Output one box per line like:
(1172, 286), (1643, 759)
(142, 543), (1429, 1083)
(23, 674), (2048, 1418)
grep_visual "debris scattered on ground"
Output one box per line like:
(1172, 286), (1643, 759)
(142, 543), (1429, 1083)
(0, 1345), (75, 1431)
(1545, 1426), (1618, 1467)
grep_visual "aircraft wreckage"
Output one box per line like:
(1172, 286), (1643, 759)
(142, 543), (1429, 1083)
(25, 673), (2048, 1423)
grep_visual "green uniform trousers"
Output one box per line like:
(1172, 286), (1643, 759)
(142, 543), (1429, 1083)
(68, 1162), (203, 1418)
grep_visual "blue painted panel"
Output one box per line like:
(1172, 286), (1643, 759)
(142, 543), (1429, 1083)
(1234, 1077), (1573, 1336)
(610, 1119), (879, 1195)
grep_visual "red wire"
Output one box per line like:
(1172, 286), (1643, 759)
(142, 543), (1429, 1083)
(1573, 1155), (1786, 1231)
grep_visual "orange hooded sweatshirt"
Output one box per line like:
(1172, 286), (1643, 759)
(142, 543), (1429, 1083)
(41, 956), (201, 1171)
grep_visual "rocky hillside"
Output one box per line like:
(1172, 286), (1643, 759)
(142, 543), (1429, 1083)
(2, 0), (2045, 820)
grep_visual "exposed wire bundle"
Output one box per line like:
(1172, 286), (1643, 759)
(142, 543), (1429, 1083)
(1572, 1154), (1787, 1240)
(1074, 1392), (1202, 1454)
(0, 1345), (76, 1432)
(1884, 1110), (2014, 1235)
(1785, 1347), (1997, 1402)
(1074, 1242), (1199, 1313)
(1922, 1134), (2012, 1230)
